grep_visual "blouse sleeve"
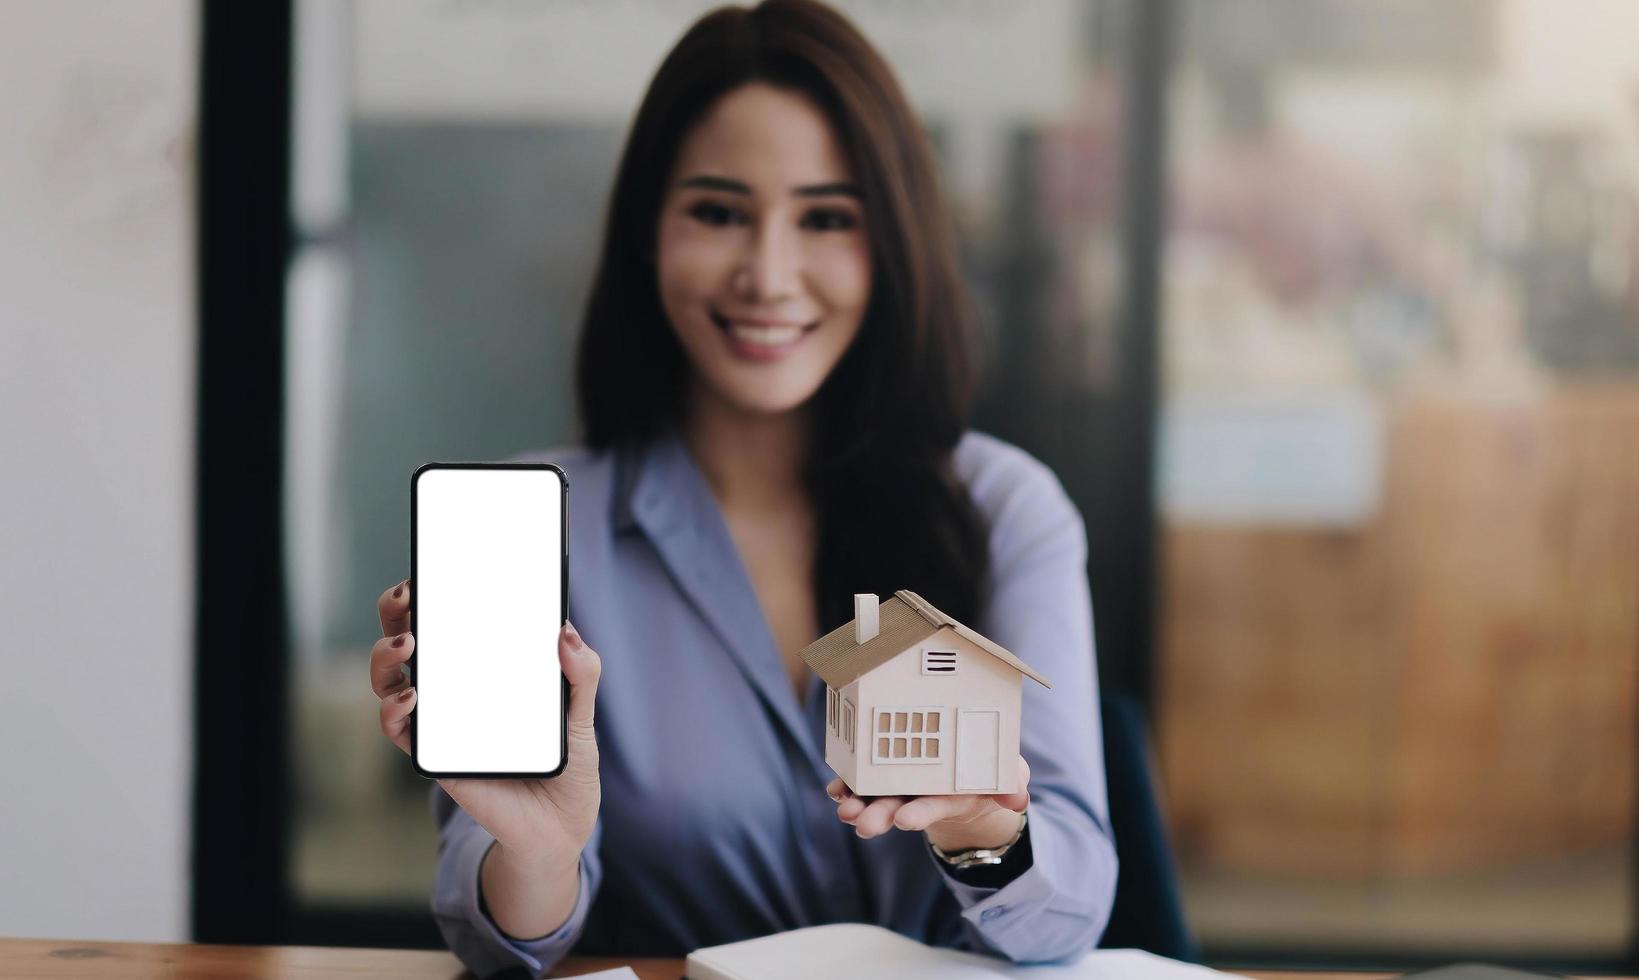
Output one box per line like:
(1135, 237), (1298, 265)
(931, 439), (1119, 962)
(429, 784), (603, 979)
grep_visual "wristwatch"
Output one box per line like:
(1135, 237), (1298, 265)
(928, 811), (1028, 870)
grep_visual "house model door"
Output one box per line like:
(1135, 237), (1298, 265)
(955, 708), (1001, 792)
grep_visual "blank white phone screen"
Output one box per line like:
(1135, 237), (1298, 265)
(413, 466), (564, 776)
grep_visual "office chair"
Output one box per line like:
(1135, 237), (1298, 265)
(1096, 690), (1199, 961)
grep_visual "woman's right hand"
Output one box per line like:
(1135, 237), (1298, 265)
(372, 579), (602, 872)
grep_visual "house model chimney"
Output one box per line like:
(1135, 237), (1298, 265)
(854, 593), (880, 645)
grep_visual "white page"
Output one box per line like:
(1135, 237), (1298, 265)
(686, 923), (1244, 980)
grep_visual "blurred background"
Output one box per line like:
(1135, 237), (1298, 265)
(2, 0), (1635, 972)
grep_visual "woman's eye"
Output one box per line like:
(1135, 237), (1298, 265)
(689, 201), (746, 227)
(802, 208), (858, 231)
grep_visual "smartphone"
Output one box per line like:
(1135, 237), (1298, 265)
(410, 462), (568, 778)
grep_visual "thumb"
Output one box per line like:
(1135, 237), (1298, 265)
(993, 754), (1032, 812)
(559, 620), (601, 737)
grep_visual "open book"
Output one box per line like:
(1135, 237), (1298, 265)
(685, 923), (1242, 979)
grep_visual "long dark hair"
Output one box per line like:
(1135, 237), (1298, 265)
(576, 0), (988, 629)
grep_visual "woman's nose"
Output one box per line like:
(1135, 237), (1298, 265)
(734, 220), (800, 301)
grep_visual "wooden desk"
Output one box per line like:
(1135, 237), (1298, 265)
(0, 939), (1621, 979)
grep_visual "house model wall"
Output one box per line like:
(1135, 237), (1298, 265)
(800, 591), (1051, 798)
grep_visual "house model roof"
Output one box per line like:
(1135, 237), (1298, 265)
(798, 590), (1052, 690)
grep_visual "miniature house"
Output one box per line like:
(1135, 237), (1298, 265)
(799, 590), (1051, 797)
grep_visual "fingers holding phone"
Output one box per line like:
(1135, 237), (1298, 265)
(373, 581), (416, 753)
(368, 576), (602, 864)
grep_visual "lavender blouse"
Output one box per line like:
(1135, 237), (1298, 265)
(429, 428), (1117, 978)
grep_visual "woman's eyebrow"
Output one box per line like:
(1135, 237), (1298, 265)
(677, 175), (861, 199)
(794, 181), (861, 199)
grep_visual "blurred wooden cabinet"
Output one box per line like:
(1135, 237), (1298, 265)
(1156, 386), (1639, 878)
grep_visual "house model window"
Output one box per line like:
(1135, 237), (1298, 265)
(921, 648), (957, 675)
(842, 699), (855, 752)
(827, 687), (839, 733)
(873, 707), (942, 764)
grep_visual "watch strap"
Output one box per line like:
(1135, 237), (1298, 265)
(929, 810), (1028, 869)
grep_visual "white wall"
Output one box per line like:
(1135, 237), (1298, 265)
(0, 0), (195, 942)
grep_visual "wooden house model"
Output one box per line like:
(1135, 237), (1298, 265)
(799, 591), (1051, 797)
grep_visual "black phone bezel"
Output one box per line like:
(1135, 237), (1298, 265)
(408, 460), (570, 779)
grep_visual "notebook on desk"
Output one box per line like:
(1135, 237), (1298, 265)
(685, 923), (1241, 979)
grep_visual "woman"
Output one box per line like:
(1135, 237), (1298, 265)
(367, 1), (1116, 975)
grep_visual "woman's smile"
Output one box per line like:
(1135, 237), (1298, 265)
(710, 308), (820, 362)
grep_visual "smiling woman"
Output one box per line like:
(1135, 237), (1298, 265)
(383, 1), (1119, 975)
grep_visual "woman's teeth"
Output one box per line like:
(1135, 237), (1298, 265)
(726, 321), (804, 346)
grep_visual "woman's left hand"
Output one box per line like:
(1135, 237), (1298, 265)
(826, 756), (1030, 852)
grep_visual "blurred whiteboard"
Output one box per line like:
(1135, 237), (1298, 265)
(1158, 389), (1384, 527)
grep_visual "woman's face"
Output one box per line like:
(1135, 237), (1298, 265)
(655, 82), (872, 418)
